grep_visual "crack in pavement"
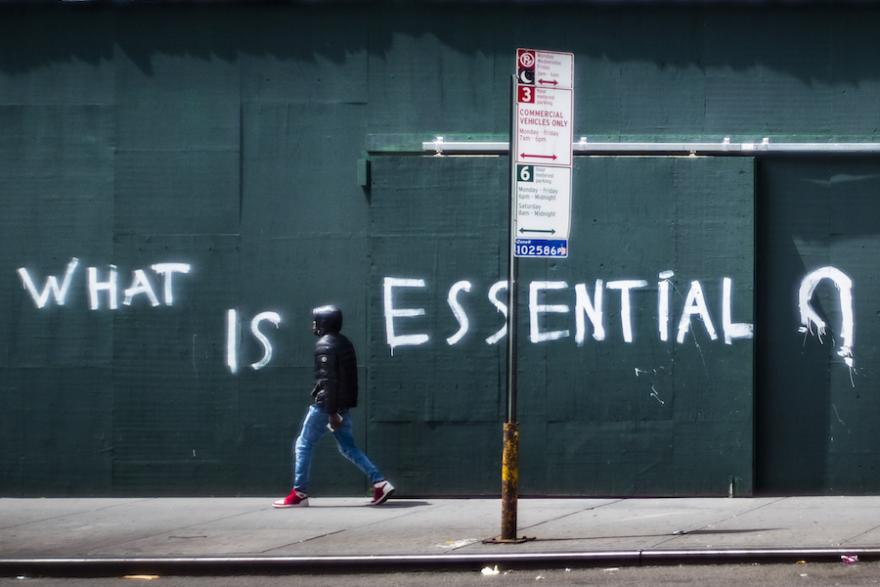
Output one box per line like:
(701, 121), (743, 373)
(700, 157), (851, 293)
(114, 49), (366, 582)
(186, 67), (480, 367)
(257, 502), (442, 555)
(84, 506), (271, 555)
(0, 498), (155, 531)
(259, 528), (348, 553)
(650, 497), (789, 548)
(518, 500), (628, 533)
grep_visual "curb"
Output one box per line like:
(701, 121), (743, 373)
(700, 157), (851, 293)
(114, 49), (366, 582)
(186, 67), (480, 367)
(3, 548), (880, 577)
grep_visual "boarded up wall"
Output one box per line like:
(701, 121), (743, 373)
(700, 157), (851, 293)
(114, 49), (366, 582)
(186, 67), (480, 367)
(0, 4), (878, 495)
(368, 155), (754, 496)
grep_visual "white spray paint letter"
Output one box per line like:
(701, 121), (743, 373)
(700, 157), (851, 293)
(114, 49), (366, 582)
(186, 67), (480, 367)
(226, 309), (239, 374)
(446, 280), (472, 346)
(151, 263), (191, 306)
(676, 280), (718, 343)
(574, 280), (605, 344)
(383, 277), (430, 353)
(722, 277), (754, 345)
(17, 257), (79, 308)
(529, 281), (570, 343)
(123, 269), (161, 307)
(798, 266), (855, 367)
(658, 271), (674, 342)
(607, 280), (648, 343)
(250, 311), (282, 370)
(486, 280), (508, 345)
(88, 265), (118, 310)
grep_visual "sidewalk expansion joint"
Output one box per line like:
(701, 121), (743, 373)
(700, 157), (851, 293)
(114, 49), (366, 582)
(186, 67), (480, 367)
(650, 496), (789, 549)
(84, 507), (267, 554)
(0, 498), (156, 532)
(519, 498), (626, 534)
(842, 520), (880, 546)
(258, 529), (347, 554)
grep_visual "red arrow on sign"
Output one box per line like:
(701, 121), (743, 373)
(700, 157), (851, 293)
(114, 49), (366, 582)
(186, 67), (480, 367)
(538, 79), (558, 86)
(521, 153), (557, 160)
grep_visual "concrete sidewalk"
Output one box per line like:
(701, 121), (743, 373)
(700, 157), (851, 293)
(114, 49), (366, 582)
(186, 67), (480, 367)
(2, 496), (880, 574)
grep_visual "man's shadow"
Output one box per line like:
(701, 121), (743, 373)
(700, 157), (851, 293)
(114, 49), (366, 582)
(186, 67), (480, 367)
(310, 500), (431, 509)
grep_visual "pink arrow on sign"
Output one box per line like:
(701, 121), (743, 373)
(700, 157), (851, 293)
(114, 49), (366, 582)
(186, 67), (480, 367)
(521, 153), (557, 160)
(538, 79), (558, 86)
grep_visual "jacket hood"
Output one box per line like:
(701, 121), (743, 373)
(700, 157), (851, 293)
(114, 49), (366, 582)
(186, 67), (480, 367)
(313, 305), (343, 335)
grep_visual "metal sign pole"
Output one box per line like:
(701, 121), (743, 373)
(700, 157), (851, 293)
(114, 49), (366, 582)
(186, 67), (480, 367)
(479, 75), (524, 546)
(499, 74), (525, 543)
(490, 48), (572, 545)
(506, 73), (519, 430)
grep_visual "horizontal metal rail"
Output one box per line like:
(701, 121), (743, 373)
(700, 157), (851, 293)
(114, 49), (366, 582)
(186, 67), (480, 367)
(422, 138), (880, 156)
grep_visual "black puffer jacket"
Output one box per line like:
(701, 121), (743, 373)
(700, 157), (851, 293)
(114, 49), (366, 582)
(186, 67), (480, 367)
(312, 306), (358, 413)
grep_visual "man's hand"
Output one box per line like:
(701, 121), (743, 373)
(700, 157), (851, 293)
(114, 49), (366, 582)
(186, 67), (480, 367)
(328, 412), (343, 432)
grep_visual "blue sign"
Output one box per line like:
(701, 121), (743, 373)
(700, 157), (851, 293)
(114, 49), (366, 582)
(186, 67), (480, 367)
(514, 238), (568, 258)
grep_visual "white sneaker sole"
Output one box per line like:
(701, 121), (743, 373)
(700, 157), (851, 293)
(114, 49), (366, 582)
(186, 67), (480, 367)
(370, 488), (395, 506)
(273, 498), (309, 508)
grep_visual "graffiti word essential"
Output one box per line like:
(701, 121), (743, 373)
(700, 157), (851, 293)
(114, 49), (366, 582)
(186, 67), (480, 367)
(383, 274), (754, 354)
(383, 266), (854, 366)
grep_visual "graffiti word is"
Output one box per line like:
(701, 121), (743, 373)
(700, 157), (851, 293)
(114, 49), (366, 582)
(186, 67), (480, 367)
(225, 309), (282, 373)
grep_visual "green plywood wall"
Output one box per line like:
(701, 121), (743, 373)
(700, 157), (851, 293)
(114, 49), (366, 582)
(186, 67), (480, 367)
(0, 3), (878, 495)
(368, 156), (754, 496)
(756, 160), (880, 494)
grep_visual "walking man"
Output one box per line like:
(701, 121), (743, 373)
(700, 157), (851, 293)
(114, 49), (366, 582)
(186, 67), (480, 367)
(274, 305), (395, 508)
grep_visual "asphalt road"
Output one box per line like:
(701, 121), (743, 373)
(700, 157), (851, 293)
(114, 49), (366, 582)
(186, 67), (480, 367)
(3, 562), (880, 586)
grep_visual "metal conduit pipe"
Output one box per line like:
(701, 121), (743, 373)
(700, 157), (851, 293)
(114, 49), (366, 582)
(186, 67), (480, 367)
(422, 138), (880, 156)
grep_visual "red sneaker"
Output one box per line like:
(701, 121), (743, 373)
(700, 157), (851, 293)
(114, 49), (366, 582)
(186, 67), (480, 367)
(273, 489), (309, 508)
(370, 481), (395, 505)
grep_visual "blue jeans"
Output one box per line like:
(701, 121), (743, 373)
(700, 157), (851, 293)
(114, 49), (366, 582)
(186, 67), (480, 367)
(293, 404), (383, 492)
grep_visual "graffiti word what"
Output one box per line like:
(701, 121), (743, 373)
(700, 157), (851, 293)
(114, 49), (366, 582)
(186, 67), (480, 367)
(17, 258), (191, 310)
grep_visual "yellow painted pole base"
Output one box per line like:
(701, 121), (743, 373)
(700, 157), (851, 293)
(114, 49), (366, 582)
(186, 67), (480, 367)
(500, 421), (519, 541)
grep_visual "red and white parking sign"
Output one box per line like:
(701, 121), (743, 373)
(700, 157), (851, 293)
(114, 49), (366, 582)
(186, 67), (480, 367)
(515, 85), (573, 167)
(513, 48), (574, 258)
(517, 48), (573, 90)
